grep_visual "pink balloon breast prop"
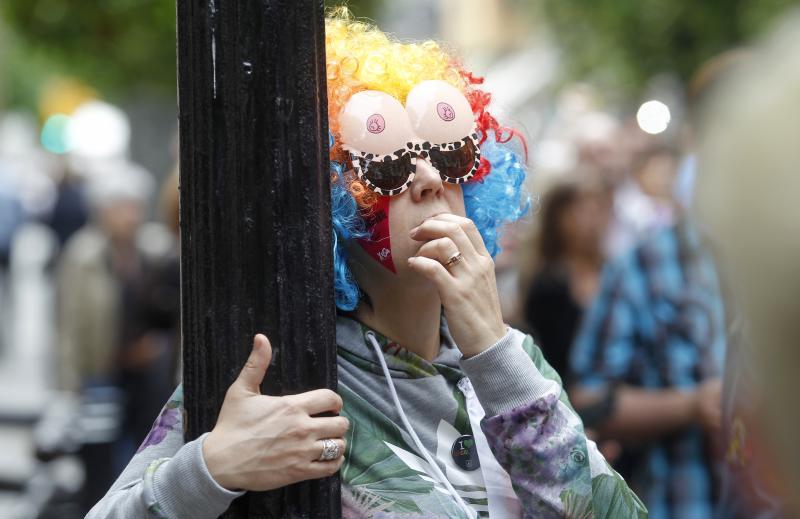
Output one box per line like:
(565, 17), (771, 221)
(405, 80), (474, 145)
(339, 91), (412, 155)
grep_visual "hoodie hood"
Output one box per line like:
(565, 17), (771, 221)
(336, 314), (465, 381)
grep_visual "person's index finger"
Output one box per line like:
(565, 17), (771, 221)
(432, 213), (490, 257)
(291, 388), (343, 415)
(412, 219), (477, 258)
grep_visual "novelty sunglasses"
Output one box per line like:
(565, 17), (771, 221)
(344, 129), (482, 197)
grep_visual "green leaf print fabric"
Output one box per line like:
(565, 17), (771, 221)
(336, 317), (648, 518)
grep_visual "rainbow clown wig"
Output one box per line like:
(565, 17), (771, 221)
(326, 9), (530, 311)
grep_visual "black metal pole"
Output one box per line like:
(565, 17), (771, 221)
(177, 1), (338, 517)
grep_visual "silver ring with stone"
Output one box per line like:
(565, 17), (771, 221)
(318, 438), (341, 461)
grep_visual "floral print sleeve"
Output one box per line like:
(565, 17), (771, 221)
(86, 385), (244, 519)
(462, 332), (648, 518)
(137, 387), (183, 453)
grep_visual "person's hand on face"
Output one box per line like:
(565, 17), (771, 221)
(406, 213), (507, 358)
(379, 146), (504, 358)
(202, 335), (348, 491)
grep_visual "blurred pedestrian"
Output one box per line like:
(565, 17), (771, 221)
(605, 144), (680, 259)
(138, 168), (181, 385)
(519, 174), (611, 381)
(0, 160), (26, 351)
(569, 212), (726, 519)
(55, 161), (176, 475)
(0, 164), (25, 268)
(45, 158), (90, 252)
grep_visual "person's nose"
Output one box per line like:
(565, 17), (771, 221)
(410, 156), (444, 202)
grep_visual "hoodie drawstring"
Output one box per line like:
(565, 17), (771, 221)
(365, 331), (476, 519)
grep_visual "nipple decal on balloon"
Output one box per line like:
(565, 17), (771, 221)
(436, 102), (455, 122)
(367, 113), (386, 134)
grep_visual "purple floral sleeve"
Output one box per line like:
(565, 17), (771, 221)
(137, 386), (184, 454)
(480, 346), (648, 518)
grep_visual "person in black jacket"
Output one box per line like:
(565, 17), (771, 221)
(521, 176), (611, 383)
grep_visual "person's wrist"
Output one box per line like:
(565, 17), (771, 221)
(460, 323), (507, 359)
(202, 429), (240, 492)
(687, 389), (701, 425)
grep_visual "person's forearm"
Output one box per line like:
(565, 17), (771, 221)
(572, 385), (695, 443)
(85, 482), (150, 519)
(461, 331), (648, 517)
(87, 434), (243, 519)
(88, 386), (244, 519)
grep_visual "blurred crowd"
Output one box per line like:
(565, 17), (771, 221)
(498, 22), (800, 519)
(505, 70), (728, 519)
(1, 4), (799, 519)
(0, 111), (182, 516)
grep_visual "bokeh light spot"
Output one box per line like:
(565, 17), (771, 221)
(637, 100), (671, 135)
(40, 114), (72, 154)
(68, 101), (131, 158)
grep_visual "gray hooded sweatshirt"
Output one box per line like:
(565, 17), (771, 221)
(87, 316), (646, 518)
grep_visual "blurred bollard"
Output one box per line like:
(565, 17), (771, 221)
(12, 388), (124, 519)
(74, 386), (124, 514)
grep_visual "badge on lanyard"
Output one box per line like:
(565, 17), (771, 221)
(451, 434), (480, 471)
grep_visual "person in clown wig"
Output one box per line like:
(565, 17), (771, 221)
(88, 10), (647, 519)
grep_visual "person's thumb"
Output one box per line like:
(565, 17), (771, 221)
(234, 334), (272, 395)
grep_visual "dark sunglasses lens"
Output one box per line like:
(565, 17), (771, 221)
(360, 153), (413, 191)
(428, 142), (476, 179)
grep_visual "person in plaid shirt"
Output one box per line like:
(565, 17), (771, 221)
(569, 217), (726, 519)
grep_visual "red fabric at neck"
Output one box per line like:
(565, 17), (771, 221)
(356, 195), (396, 273)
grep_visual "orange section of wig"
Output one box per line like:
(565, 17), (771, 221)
(324, 8), (525, 208)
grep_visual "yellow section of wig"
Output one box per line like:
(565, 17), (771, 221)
(325, 7), (467, 146)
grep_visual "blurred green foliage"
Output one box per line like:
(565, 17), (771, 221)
(540, 0), (798, 98)
(3, 0), (793, 111)
(0, 0), (378, 110)
(1, 0), (177, 109)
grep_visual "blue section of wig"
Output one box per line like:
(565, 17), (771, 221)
(331, 159), (369, 311)
(463, 135), (531, 257)
(330, 131), (530, 311)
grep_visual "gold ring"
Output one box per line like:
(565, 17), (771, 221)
(444, 252), (464, 269)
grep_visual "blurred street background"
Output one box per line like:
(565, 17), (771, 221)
(0, 1), (798, 517)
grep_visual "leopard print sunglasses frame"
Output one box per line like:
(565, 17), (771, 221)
(344, 129), (482, 197)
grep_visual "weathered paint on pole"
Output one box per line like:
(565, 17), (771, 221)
(177, 1), (338, 517)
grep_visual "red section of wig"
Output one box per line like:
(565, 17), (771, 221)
(461, 70), (529, 183)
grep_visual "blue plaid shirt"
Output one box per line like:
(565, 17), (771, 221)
(571, 220), (726, 519)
